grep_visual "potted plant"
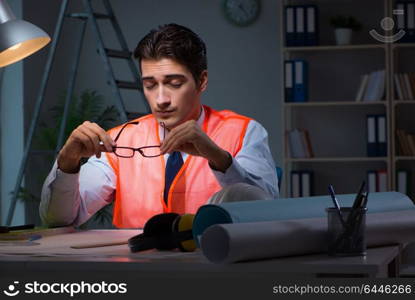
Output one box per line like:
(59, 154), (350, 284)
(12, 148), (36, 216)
(329, 15), (362, 45)
(19, 89), (120, 228)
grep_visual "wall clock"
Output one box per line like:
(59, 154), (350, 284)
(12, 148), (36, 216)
(223, 0), (260, 27)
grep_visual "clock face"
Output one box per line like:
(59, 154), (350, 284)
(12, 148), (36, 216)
(223, 0), (260, 26)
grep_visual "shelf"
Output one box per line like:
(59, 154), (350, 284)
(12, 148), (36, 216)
(286, 157), (388, 163)
(392, 43), (415, 49)
(283, 44), (386, 52)
(284, 101), (387, 107)
(280, 0), (401, 197)
(393, 100), (415, 105)
(395, 156), (415, 161)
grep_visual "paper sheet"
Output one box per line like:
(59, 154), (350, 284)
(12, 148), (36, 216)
(0, 229), (139, 256)
(0, 229), (205, 262)
(200, 210), (415, 264)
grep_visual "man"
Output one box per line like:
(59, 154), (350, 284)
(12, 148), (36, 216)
(40, 24), (278, 228)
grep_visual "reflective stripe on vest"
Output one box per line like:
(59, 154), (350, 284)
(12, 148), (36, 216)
(105, 105), (251, 228)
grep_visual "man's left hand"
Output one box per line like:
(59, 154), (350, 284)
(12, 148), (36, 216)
(160, 120), (232, 172)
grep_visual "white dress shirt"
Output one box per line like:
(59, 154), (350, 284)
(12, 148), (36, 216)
(40, 108), (279, 227)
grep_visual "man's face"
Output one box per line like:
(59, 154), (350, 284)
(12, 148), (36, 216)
(141, 58), (207, 130)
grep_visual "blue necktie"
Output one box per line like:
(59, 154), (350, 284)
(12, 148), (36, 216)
(164, 151), (183, 204)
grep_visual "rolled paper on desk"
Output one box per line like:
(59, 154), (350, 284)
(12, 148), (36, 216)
(193, 192), (414, 245)
(200, 210), (415, 264)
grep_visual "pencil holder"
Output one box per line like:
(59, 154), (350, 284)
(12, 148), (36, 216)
(326, 207), (367, 256)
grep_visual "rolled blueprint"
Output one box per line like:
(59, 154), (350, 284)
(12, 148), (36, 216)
(193, 192), (414, 244)
(200, 210), (415, 264)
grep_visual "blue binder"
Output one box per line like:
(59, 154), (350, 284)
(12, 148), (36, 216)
(397, 170), (409, 195)
(396, 1), (415, 43)
(293, 60), (308, 102)
(407, 2), (415, 43)
(294, 6), (306, 46)
(376, 114), (387, 156)
(366, 115), (378, 157)
(304, 5), (318, 46)
(396, 2), (407, 43)
(284, 6), (296, 46)
(367, 170), (378, 193)
(300, 170), (313, 197)
(284, 60), (294, 102)
(290, 171), (301, 197)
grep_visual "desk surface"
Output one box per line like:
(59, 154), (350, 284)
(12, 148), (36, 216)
(0, 229), (401, 277)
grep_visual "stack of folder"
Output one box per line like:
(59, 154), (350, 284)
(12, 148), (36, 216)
(290, 170), (313, 197)
(395, 1), (415, 43)
(367, 170), (388, 193)
(366, 114), (387, 157)
(286, 128), (314, 158)
(285, 5), (319, 47)
(394, 73), (415, 100)
(355, 70), (385, 102)
(396, 129), (415, 155)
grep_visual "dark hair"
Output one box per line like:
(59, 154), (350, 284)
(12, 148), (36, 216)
(133, 23), (207, 85)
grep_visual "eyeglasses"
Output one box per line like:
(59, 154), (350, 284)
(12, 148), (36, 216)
(112, 121), (166, 158)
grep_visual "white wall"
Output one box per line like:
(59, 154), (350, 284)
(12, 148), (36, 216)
(74, 0), (283, 163)
(21, 0), (283, 190)
(0, 0), (25, 225)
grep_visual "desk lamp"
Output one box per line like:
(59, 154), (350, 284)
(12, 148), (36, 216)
(0, 0), (50, 67)
(0, 0), (50, 226)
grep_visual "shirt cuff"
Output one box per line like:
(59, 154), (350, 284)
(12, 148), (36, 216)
(53, 161), (80, 192)
(40, 160), (81, 226)
(210, 156), (247, 187)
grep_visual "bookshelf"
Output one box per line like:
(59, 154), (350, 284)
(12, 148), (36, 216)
(278, 0), (412, 198)
(391, 38), (415, 198)
(284, 44), (387, 52)
(285, 101), (387, 107)
(287, 157), (388, 163)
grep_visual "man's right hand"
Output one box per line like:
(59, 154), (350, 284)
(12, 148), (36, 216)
(57, 121), (116, 173)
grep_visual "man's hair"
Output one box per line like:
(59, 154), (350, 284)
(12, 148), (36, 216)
(133, 23), (207, 85)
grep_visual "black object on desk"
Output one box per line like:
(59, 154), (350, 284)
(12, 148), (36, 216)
(326, 182), (369, 256)
(128, 213), (195, 253)
(328, 184), (347, 229)
(0, 224), (35, 233)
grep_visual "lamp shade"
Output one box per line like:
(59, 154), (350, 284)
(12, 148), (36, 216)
(0, 0), (50, 67)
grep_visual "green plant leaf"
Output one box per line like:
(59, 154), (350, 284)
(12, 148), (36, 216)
(27, 89), (121, 227)
(330, 15), (362, 31)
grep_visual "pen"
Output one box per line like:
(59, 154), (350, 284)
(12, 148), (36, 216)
(349, 191), (369, 247)
(351, 181), (366, 210)
(345, 181), (366, 226)
(333, 188), (369, 251)
(362, 191), (369, 208)
(0, 224), (35, 234)
(71, 240), (129, 249)
(328, 184), (347, 228)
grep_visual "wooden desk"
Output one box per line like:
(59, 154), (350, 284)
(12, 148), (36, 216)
(0, 229), (401, 278)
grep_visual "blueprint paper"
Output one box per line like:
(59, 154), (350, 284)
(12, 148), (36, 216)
(200, 210), (415, 264)
(193, 192), (414, 243)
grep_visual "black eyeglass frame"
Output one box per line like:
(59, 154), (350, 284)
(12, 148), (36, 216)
(112, 121), (165, 158)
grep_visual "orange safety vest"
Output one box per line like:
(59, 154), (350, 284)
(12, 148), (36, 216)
(105, 105), (251, 228)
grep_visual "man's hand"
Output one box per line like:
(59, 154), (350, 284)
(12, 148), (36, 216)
(57, 121), (115, 173)
(160, 120), (232, 172)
